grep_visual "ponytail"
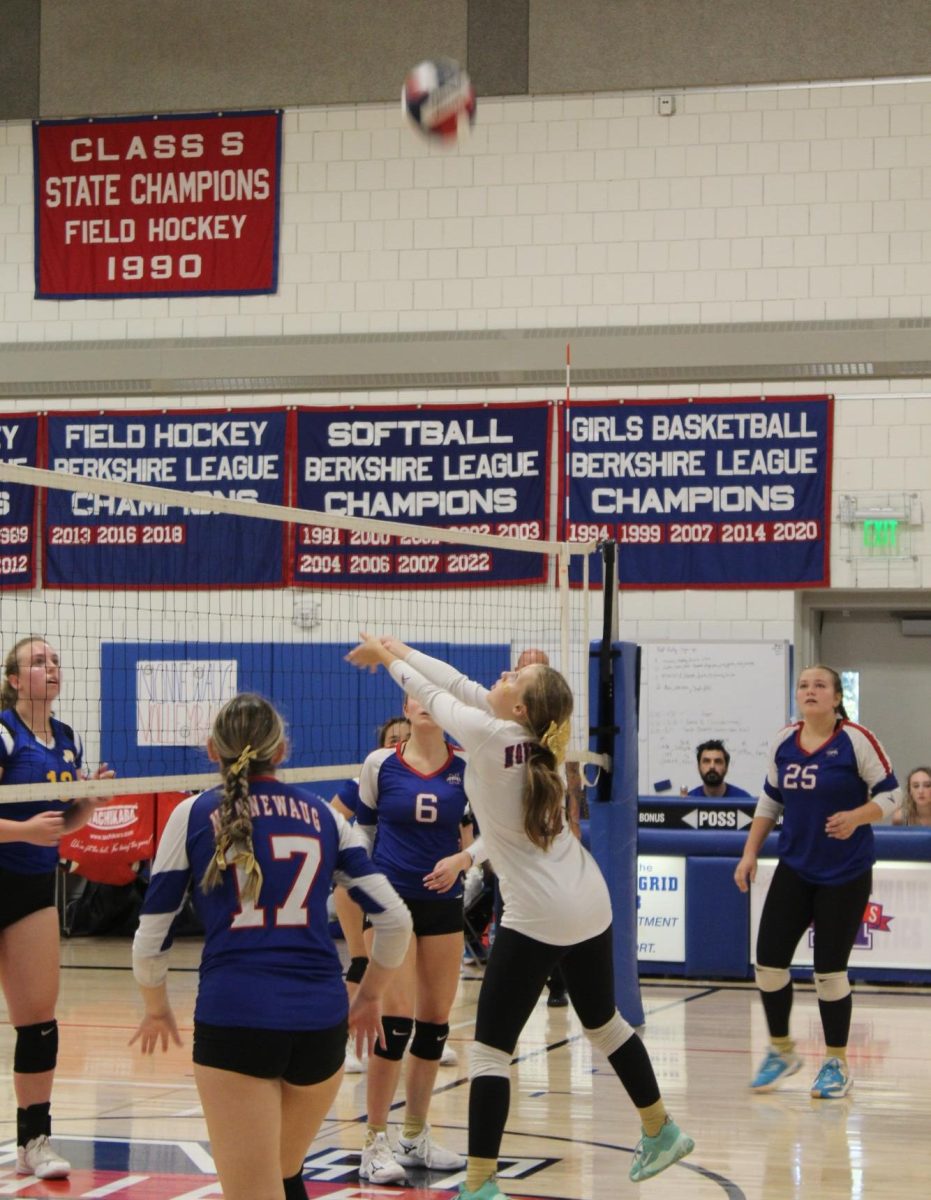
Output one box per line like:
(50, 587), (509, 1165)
(524, 741), (567, 849)
(519, 666), (574, 851)
(200, 694), (285, 902)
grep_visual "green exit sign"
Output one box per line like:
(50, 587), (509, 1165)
(862, 518), (898, 548)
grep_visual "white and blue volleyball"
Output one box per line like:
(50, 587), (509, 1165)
(402, 58), (476, 141)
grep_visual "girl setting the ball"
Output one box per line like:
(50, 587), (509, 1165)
(346, 634), (694, 1196)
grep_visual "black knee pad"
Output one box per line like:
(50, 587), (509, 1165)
(409, 1020), (449, 1062)
(373, 1015), (413, 1061)
(14, 1021), (58, 1074)
(345, 955), (369, 985)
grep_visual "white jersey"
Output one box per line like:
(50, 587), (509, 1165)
(389, 651), (611, 946)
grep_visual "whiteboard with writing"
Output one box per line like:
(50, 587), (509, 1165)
(638, 642), (791, 796)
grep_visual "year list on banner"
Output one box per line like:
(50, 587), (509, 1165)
(0, 414), (39, 589)
(34, 110), (281, 299)
(294, 404), (550, 587)
(561, 395), (833, 589)
(44, 409), (290, 587)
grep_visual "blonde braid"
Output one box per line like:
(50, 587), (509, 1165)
(200, 697), (283, 901)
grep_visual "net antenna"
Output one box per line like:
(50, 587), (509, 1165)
(0, 462), (604, 805)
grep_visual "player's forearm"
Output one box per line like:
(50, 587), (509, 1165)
(741, 815), (776, 858)
(137, 980), (171, 1017)
(62, 797), (97, 832)
(854, 799), (884, 827)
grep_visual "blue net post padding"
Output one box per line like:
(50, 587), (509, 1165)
(588, 641), (644, 1027)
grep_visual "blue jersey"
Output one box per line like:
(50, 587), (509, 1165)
(764, 720), (899, 885)
(333, 777), (360, 817)
(0, 709), (84, 874)
(357, 744), (469, 901)
(135, 777), (405, 1030)
(689, 782), (752, 798)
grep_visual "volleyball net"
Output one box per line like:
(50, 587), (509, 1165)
(0, 461), (606, 805)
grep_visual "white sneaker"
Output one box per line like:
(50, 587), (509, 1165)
(439, 1042), (458, 1066)
(345, 1040), (364, 1073)
(396, 1123), (466, 1170)
(359, 1131), (406, 1184)
(17, 1135), (71, 1179)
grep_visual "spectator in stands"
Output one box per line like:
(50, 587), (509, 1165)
(892, 766), (931, 827)
(686, 740), (751, 799)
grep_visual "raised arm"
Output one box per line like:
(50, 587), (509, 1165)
(347, 635), (501, 755)
(348, 635), (494, 713)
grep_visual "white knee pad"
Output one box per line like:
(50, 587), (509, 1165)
(469, 1041), (512, 1081)
(584, 1011), (635, 1059)
(814, 972), (850, 1002)
(755, 964), (792, 993)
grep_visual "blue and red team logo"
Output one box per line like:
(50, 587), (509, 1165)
(0, 1138), (561, 1199)
(854, 899), (893, 950)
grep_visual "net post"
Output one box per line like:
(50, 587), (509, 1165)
(587, 542), (645, 1026)
(594, 540), (617, 803)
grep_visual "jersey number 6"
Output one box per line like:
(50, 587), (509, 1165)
(415, 792), (439, 823)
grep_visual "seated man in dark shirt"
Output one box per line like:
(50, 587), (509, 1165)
(687, 739), (752, 798)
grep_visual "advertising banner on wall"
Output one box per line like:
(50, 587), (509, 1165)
(636, 854), (686, 963)
(292, 404), (551, 586)
(751, 859), (931, 971)
(60, 795), (156, 887)
(44, 409), (290, 586)
(33, 110), (281, 298)
(0, 414), (40, 589)
(561, 395), (833, 588)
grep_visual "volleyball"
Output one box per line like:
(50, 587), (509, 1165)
(402, 58), (476, 141)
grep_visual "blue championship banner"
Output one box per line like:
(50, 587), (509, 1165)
(0, 414), (39, 588)
(44, 409), (290, 587)
(294, 404), (550, 587)
(562, 396), (833, 588)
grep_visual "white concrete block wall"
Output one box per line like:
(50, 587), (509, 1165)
(0, 80), (929, 336)
(0, 78), (930, 697)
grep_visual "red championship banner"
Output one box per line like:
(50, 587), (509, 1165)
(33, 110), (281, 299)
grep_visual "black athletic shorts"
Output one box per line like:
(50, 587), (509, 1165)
(192, 1019), (348, 1085)
(366, 894), (463, 938)
(0, 868), (56, 933)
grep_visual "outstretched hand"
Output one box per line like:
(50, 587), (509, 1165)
(345, 632), (389, 673)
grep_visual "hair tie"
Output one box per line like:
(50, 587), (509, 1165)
(212, 836), (232, 875)
(539, 719), (570, 766)
(228, 744), (258, 777)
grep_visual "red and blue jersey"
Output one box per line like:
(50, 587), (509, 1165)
(135, 777), (405, 1030)
(763, 720), (899, 885)
(357, 744), (469, 901)
(0, 708), (84, 874)
(332, 777), (360, 817)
